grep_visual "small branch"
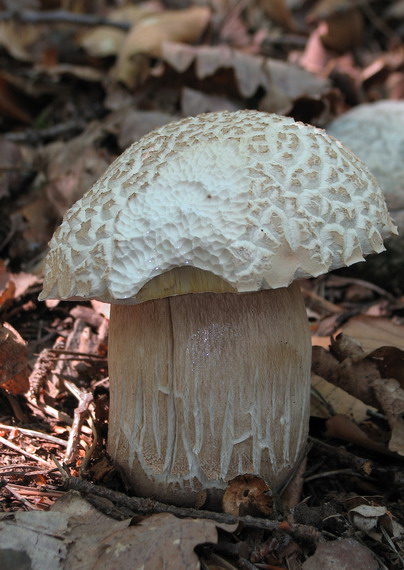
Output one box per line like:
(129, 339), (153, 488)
(64, 381), (94, 463)
(0, 435), (50, 465)
(5, 119), (86, 145)
(0, 424), (68, 448)
(65, 477), (322, 543)
(49, 349), (106, 360)
(4, 484), (40, 510)
(0, 9), (130, 30)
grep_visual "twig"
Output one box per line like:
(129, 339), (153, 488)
(64, 381), (94, 463)
(4, 484), (40, 510)
(6, 483), (65, 499)
(49, 349), (106, 360)
(0, 424), (68, 448)
(65, 477), (322, 543)
(0, 435), (50, 465)
(0, 9), (130, 30)
(303, 468), (356, 483)
(79, 417), (98, 474)
(5, 119), (86, 144)
(51, 454), (71, 480)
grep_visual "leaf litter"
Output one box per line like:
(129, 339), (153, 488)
(0, 0), (404, 568)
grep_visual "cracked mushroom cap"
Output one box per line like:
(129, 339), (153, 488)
(39, 110), (397, 303)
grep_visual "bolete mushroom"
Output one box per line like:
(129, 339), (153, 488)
(327, 100), (404, 231)
(327, 100), (404, 291)
(40, 110), (396, 507)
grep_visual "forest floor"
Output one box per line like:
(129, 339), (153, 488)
(1, 1), (404, 568)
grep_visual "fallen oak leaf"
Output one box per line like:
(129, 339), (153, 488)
(94, 512), (236, 570)
(112, 6), (211, 88)
(372, 378), (404, 456)
(162, 42), (330, 100)
(341, 315), (404, 352)
(325, 414), (392, 456)
(312, 334), (404, 456)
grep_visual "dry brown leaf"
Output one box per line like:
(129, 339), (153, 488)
(94, 512), (235, 569)
(319, 9), (363, 52)
(0, 261), (15, 306)
(312, 334), (404, 455)
(0, 22), (41, 62)
(259, 0), (297, 31)
(79, 4), (161, 58)
(0, 322), (29, 394)
(341, 315), (404, 352)
(162, 42), (329, 102)
(0, 72), (33, 124)
(302, 538), (379, 570)
(0, 138), (24, 199)
(348, 503), (404, 541)
(112, 6), (211, 88)
(372, 378), (404, 455)
(307, 0), (355, 21)
(311, 375), (374, 422)
(181, 87), (242, 116)
(0, 491), (236, 570)
(117, 109), (178, 150)
(325, 414), (390, 455)
(42, 122), (111, 217)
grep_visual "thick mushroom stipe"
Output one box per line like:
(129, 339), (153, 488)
(108, 277), (311, 507)
(39, 110), (397, 507)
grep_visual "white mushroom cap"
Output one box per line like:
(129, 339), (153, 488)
(40, 110), (397, 303)
(327, 101), (404, 212)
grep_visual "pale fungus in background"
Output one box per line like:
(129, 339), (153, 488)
(40, 110), (396, 507)
(327, 100), (404, 232)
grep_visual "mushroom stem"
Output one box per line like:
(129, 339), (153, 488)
(107, 281), (311, 507)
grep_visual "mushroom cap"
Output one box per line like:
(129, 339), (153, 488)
(40, 110), (397, 303)
(327, 100), (404, 212)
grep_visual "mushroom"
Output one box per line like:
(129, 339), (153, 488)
(327, 100), (404, 231)
(39, 110), (396, 507)
(327, 100), (404, 290)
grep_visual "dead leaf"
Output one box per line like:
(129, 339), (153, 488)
(181, 87), (242, 116)
(325, 414), (390, 456)
(259, 0), (297, 31)
(320, 10), (363, 52)
(162, 42), (329, 102)
(0, 322), (29, 394)
(94, 512), (234, 569)
(41, 122), (111, 217)
(0, 261), (16, 306)
(112, 6), (211, 88)
(372, 378), (404, 455)
(79, 4), (161, 58)
(311, 375), (374, 422)
(0, 21), (41, 62)
(17, 491), (234, 570)
(348, 503), (404, 541)
(0, 72), (33, 124)
(302, 537), (379, 570)
(0, 138), (25, 199)
(341, 315), (404, 352)
(307, 0), (363, 53)
(117, 109), (178, 150)
(222, 474), (273, 517)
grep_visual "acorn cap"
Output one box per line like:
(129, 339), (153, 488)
(39, 110), (397, 304)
